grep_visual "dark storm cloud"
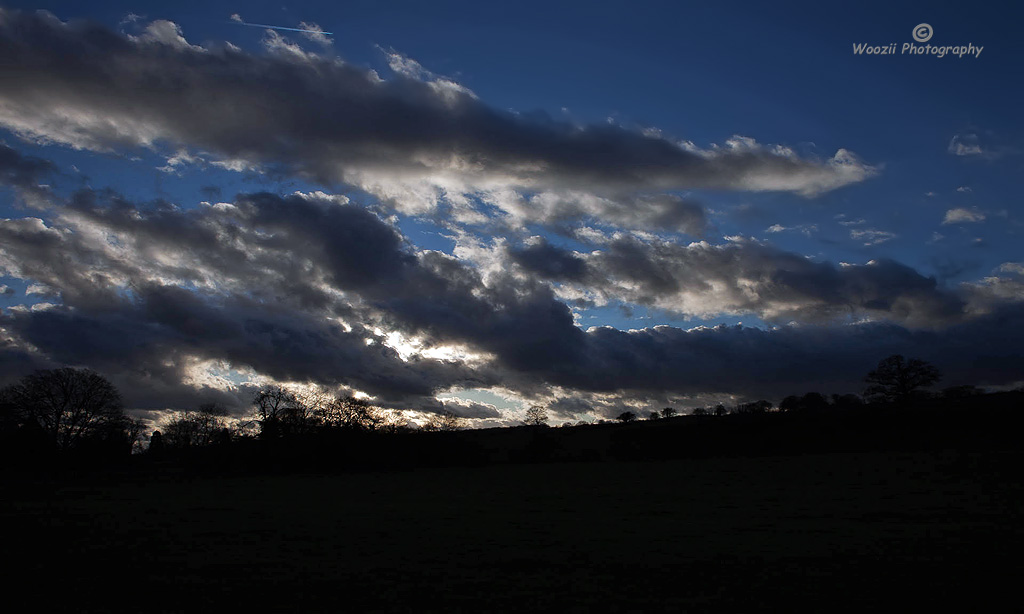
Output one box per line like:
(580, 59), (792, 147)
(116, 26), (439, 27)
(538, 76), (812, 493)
(0, 142), (55, 208)
(515, 235), (967, 327)
(0, 188), (582, 408)
(557, 306), (1024, 399)
(440, 398), (502, 419)
(0, 142), (54, 190)
(0, 283), (484, 406)
(1, 184), (1022, 409)
(56, 189), (586, 374)
(0, 10), (874, 199)
(509, 238), (588, 281)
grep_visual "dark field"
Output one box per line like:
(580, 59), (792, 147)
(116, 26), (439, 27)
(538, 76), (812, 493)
(4, 450), (1022, 612)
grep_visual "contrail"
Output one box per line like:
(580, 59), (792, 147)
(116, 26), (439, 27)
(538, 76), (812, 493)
(230, 19), (331, 36)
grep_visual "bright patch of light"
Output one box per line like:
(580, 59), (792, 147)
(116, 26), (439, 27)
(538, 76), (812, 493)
(379, 328), (491, 363)
(181, 357), (260, 390)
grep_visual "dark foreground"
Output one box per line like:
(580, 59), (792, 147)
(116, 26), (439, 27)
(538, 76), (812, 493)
(4, 449), (1022, 612)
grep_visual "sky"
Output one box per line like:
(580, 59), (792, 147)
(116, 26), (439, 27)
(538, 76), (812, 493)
(0, 1), (1022, 426)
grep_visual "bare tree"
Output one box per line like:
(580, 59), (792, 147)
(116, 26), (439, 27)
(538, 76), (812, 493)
(121, 416), (149, 453)
(318, 395), (383, 431)
(616, 411), (637, 423)
(524, 405), (549, 427)
(253, 386), (299, 423)
(161, 403), (229, 448)
(864, 355), (941, 404)
(2, 368), (125, 450)
(422, 410), (464, 432)
(660, 407), (677, 418)
(252, 386), (310, 436)
(376, 409), (410, 434)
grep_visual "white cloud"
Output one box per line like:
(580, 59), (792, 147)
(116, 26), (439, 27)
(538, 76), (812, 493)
(298, 22), (332, 46)
(948, 133), (985, 157)
(765, 223), (817, 236)
(998, 262), (1024, 276)
(157, 149), (204, 174)
(131, 20), (204, 52)
(850, 228), (897, 246)
(943, 207), (986, 224)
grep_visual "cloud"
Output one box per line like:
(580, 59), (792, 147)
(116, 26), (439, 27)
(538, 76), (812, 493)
(439, 397), (502, 419)
(505, 235), (967, 328)
(765, 223), (817, 236)
(130, 19), (203, 51)
(2, 10), (1020, 417)
(298, 22), (332, 46)
(508, 237), (588, 281)
(998, 263), (1024, 276)
(556, 308), (1024, 399)
(1, 183), (1022, 414)
(943, 207), (986, 224)
(0, 9), (876, 226)
(0, 190), (506, 408)
(0, 142), (55, 206)
(947, 132), (1010, 160)
(479, 191), (710, 236)
(850, 228), (897, 246)
(948, 133), (985, 157)
(119, 13), (144, 27)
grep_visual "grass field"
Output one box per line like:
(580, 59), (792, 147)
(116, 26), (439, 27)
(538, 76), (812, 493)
(5, 450), (1022, 612)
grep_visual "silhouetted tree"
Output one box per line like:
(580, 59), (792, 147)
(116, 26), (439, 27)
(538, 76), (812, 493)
(616, 411), (637, 423)
(376, 411), (410, 434)
(422, 410), (464, 431)
(864, 355), (941, 404)
(524, 405), (549, 426)
(162, 403), (229, 448)
(647, 411), (660, 420)
(713, 404), (727, 417)
(780, 393), (830, 413)
(778, 395), (800, 412)
(318, 396), (382, 431)
(735, 400), (772, 414)
(252, 386), (313, 436)
(691, 407), (709, 416)
(803, 392), (831, 412)
(660, 407), (677, 418)
(1, 368), (126, 450)
(119, 416), (148, 454)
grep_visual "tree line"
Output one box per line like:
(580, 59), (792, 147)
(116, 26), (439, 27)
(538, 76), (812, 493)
(0, 353), (980, 459)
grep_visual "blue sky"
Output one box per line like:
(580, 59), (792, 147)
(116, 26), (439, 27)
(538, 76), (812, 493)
(0, 1), (1021, 424)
